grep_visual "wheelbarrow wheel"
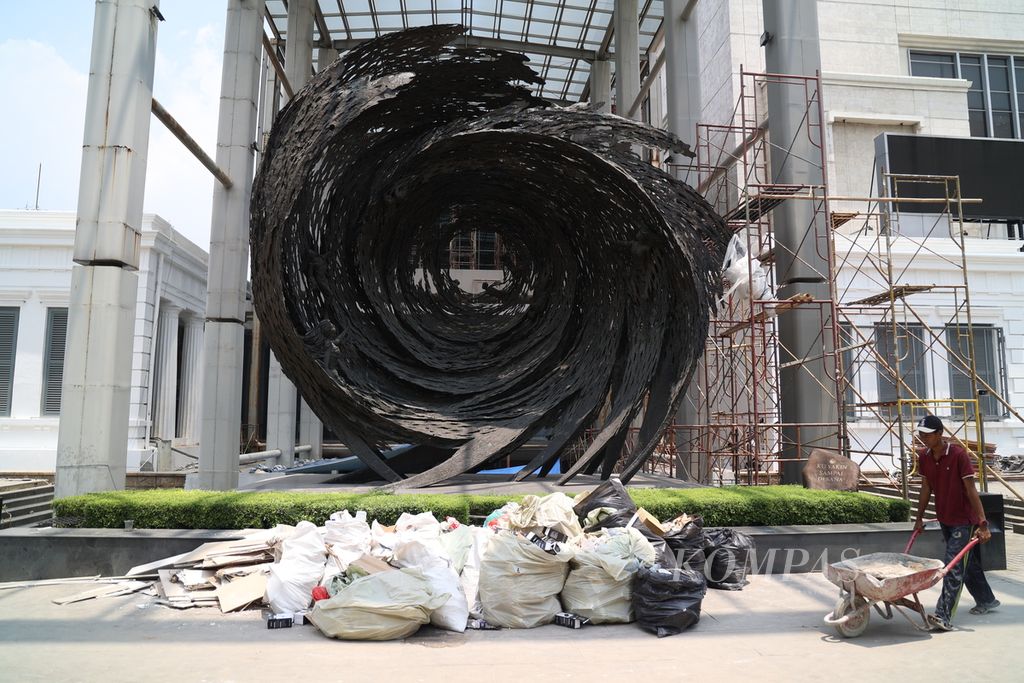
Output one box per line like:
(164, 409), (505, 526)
(832, 596), (870, 638)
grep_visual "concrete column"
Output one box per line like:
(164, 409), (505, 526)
(285, 0), (315, 91)
(317, 45), (338, 73)
(762, 0), (838, 483)
(299, 401), (322, 459)
(663, 0), (701, 148)
(178, 315), (203, 443)
(264, 0), (318, 464)
(266, 356), (297, 466)
(590, 59), (612, 113)
(152, 303), (180, 440)
(614, 0), (640, 119)
(55, 0), (159, 498)
(198, 0), (266, 490)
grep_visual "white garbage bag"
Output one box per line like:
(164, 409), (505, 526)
(508, 493), (583, 540)
(266, 521), (328, 614)
(309, 568), (450, 641)
(392, 538), (469, 632)
(460, 526), (494, 619)
(479, 530), (573, 628)
(439, 525), (474, 574)
(561, 527), (655, 623)
(322, 510), (372, 583)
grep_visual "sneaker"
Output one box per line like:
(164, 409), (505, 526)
(969, 599), (1001, 615)
(927, 614), (953, 632)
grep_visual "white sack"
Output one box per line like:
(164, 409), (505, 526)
(478, 530), (573, 628)
(392, 538), (469, 632)
(266, 521), (327, 614)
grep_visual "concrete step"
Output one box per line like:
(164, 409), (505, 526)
(0, 482), (54, 529)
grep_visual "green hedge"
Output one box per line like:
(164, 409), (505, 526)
(53, 485), (908, 530)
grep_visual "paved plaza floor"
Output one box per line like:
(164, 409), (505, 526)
(1, 532), (1022, 683)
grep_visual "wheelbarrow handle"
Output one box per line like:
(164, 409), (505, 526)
(939, 537), (981, 577)
(904, 519), (937, 554)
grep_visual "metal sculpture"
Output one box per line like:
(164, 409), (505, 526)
(250, 25), (729, 488)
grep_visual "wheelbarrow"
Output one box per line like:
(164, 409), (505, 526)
(822, 523), (980, 637)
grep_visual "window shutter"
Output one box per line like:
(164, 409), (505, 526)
(41, 308), (68, 416)
(0, 308), (18, 417)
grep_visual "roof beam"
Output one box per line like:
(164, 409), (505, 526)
(332, 34), (598, 61)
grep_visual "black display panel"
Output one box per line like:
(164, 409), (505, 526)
(879, 133), (1024, 220)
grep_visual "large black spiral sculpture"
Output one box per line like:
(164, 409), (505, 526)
(250, 25), (729, 489)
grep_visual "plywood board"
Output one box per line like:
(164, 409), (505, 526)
(216, 571), (268, 613)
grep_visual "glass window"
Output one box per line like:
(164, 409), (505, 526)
(840, 323), (859, 420)
(946, 325), (1006, 419)
(909, 51), (957, 79)
(0, 307), (18, 417)
(875, 323), (928, 416)
(959, 55), (990, 137)
(987, 56), (1015, 138)
(41, 308), (68, 416)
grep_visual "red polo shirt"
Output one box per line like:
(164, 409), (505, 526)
(917, 442), (979, 526)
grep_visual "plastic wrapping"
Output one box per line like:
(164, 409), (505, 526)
(719, 233), (768, 315)
(322, 510), (372, 583)
(573, 479), (637, 532)
(309, 568), (449, 641)
(478, 530), (573, 628)
(703, 528), (754, 590)
(509, 492), (583, 540)
(633, 565), (707, 637)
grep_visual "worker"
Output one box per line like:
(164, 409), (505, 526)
(913, 415), (999, 631)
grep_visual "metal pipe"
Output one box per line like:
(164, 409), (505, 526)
(151, 98), (233, 189)
(627, 49), (665, 119)
(238, 443), (312, 465)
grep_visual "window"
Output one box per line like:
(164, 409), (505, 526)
(0, 307), (18, 417)
(875, 323), (928, 414)
(946, 325), (1008, 419)
(839, 323), (859, 420)
(41, 308), (68, 416)
(909, 50), (1024, 139)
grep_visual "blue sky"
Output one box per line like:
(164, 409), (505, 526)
(0, 1), (229, 248)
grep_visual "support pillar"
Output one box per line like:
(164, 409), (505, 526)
(614, 0), (640, 119)
(590, 59), (612, 113)
(264, 0), (318, 465)
(663, 0), (701, 148)
(299, 401), (322, 459)
(317, 45), (338, 73)
(55, 0), (159, 498)
(178, 315), (203, 443)
(762, 0), (838, 484)
(152, 304), (180, 440)
(198, 0), (266, 490)
(266, 356), (296, 466)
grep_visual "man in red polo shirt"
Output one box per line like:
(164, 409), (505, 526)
(913, 415), (997, 631)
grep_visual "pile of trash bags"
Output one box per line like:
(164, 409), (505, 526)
(257, 481), (754, 640)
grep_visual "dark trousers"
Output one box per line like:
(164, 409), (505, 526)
(935, 524), (996, 622)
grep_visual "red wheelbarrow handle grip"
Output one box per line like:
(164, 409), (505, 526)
(904, 519), (938, 554)
(939, 537), (982, 577)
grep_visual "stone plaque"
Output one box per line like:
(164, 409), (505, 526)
(802, 449), (860, 491)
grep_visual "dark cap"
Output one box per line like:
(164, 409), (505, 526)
(917, 415), (944, 434)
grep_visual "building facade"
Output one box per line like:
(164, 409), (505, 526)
(0, 210), (207, 472)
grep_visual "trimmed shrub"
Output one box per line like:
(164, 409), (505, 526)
(54, 485), (908, 530)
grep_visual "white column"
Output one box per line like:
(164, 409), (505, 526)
(614, 0), (640, 119)
(265, 0), (317, 466)
(266, 356), (296, 466)
(285, 0), (315, 91)
(178, 314), (203, 443)
(153, 303), (180, 440)
(198, 0), (266, 490)
(55, 0), (159, 498)
(590, 59), (612, 113)
(299, 401), (322, 459)
(317, 45), (338, 74)
(663, 0), (701, 148)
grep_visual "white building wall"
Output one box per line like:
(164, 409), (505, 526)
(0, 210), (208, 473)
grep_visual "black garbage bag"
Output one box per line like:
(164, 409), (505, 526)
(703, 528), (754, 590)
(664, 516), (706, 573)
(573, 478), (637, 532)
(631, 520), (679, 569)
(633, 565), (707, 637)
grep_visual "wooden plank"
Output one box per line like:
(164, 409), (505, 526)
(52, 580), (151, 605)
(216, 571), (268, 613)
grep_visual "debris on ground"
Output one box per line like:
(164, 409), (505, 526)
(38, 480), (753, 640)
